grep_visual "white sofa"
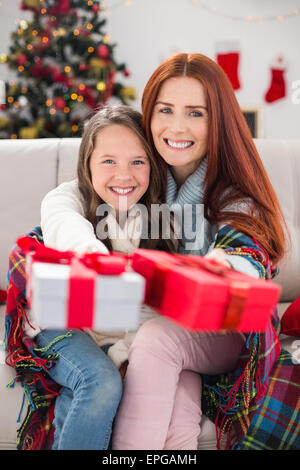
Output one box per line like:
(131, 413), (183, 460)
(0, 138), (300, 450)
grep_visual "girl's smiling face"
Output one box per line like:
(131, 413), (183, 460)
(150, 76), (209, 183)
(89, 124), (150, 216)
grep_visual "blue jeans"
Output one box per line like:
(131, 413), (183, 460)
(34, 329), (123, 450)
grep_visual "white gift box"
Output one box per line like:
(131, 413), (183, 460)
(28, 261), (145, 332)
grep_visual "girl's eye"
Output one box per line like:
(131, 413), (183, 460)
(103, 159), (114, 164)
(132, 160), (145, 165)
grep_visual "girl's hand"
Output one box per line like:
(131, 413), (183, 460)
(205, 248), (232, 268)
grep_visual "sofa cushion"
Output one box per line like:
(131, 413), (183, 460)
(0, 139), (59, 290)
(57, 138), (81, 185)
(254, 139), (300, 303)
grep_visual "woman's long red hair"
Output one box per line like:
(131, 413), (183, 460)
(142, 53), (287, 264)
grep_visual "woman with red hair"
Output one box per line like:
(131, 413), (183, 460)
(111, 53), (290, 450)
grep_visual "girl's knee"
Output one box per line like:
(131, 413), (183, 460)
(128, 317), (183, 366)
(93, 359), (122, 390)
(100, 368), (123, 403)
(133, 317), (179, 349)
(86, 362), (123, 407)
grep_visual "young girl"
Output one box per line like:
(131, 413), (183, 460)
(6, 104), (180, 450)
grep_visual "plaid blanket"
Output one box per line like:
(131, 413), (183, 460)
(4, 227), (60, 449)
(201, 226), (300, 449)
(4, 225), (300, 449)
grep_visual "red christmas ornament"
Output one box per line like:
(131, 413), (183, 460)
(104, 70), (116, 101)
(31, 64), (48, 79)
(17, 53), (27, 66)
(92, 5), (100, 13)
(79, 64), (89, 71)
(54, 96), (66, 110)
(124, 69), (130, 77)
(49, 66), (70, 87)
(49, 0), (71, 15)
(79, 85), (96, 108)
(97, 45), (110, 59)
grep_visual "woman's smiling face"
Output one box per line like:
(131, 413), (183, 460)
(150, 76), (209, 183)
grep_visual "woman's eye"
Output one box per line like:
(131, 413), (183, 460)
(103, 159), (114, 164)
(190, 110), (203, 117)
(159, 107), (172, 114)
(132, 160), (145, 165)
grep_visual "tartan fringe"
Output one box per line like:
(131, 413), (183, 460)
(5, 295), (66, 449)
(211, 333), (262, 450)
(17, 402), (55, 450)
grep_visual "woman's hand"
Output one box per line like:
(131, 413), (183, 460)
(205, 248), (232, 268)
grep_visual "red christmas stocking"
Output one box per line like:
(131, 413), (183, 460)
(265, 57), (286, 103)
(216, 42), (241, 90)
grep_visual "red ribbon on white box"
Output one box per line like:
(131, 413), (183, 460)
(17, 236), (127, 329)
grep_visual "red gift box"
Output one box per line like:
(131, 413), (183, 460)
(131, 249), (281, 332)
(17, 236), (144, 331)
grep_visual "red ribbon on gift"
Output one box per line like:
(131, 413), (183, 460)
(17, 236), (127, 329)
(147, 253), (250, 330)
(174, 254), (250, 329)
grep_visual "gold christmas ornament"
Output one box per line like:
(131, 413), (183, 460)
(120, 86), (136, 101)
(96, 81), (106, 92)
(0, 117), (10, 129)
(9, 83), (19, 95)
(19, 125), (39, 139)
(35, 117), (45, 130)
(57, 122), (72, 136)
(89, 57), (106, 72)
(24, 0), (40, 8)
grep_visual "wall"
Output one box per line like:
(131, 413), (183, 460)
(0, 0), (300, 139)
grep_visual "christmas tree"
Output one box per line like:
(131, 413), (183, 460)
(0, 0), (136, 139)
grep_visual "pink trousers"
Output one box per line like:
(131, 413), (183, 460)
(112, 317), (245, 450)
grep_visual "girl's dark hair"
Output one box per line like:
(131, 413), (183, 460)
(77, 104), (177, 252)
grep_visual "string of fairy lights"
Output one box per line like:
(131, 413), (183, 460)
(0, 0), (299, 23)
(101, 0), (300, 23)
(0, 0), (299, 126)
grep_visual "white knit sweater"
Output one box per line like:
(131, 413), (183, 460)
(25, 200), (157, 368)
